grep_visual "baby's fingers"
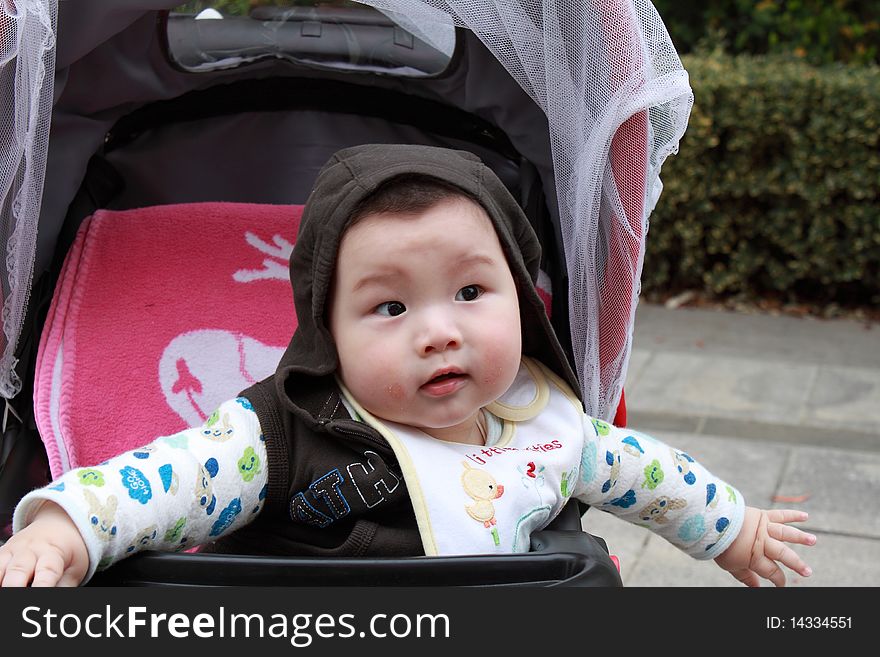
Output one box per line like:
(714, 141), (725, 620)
(764, 536), (813, 580)
(728, 568), (761, 588)
(767, 510), (815, 580)
(766, 509), (809, 525)
(768, 519), (817, 548)
(31, 551), (69, 587)
(751, 550), (791, 587)
(0, 547), (38, 587)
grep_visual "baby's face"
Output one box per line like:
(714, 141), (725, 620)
(329, 197), (522, 444)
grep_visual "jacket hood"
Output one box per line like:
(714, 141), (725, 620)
(275, 143), (580, 420)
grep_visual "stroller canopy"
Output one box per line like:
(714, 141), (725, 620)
(0, 0), (692, 422)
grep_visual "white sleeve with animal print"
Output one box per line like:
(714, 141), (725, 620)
(571, 416), (746, 560)
(12, 397), (268, 583)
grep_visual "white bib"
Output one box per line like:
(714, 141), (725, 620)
(340, 358), (585, 555)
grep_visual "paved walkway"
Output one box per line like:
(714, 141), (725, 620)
(581, 302), (880, 587)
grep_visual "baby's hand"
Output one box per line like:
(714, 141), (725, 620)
(0, 501), (89, 587)
(714, 506), (816, 587)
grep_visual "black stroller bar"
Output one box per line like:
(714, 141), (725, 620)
(88, 503), (622, 587)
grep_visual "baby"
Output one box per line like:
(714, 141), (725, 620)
(0, 144), (814, 586)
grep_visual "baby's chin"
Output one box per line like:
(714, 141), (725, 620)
(407, 408), (485, 432)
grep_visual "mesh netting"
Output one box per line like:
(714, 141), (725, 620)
(0, 0), (690, 421)
(360, 0), (693, 419)
(0, 0), (56, 398)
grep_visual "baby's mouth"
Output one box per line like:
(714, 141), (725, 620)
(420, 368), (467, 396)
(429, 372), (461, 383)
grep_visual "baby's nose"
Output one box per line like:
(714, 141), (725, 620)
(419, 313), (462, 355)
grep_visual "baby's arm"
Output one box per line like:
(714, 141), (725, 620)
(572, 417), (813, 584)
(0, 397), (267, 586)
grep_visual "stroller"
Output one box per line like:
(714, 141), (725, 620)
(0, 0), (692, 586)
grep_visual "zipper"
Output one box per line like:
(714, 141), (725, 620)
(325, 419), (392, 453)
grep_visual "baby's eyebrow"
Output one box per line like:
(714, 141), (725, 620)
(352, 269), (404, 292)
(458, 253), (496, 265)
(456, 253), (499, 269)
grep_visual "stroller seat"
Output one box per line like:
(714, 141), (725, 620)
(35, 202), (302, 478)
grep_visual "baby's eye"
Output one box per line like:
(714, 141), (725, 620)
(455, 285), (483, 302)
(375, 301), (406, 317)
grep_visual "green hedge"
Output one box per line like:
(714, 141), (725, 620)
(643, 53), (880, 307)
(651, 0), (880, 66)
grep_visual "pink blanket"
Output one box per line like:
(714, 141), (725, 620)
(34, 203), (301, 478)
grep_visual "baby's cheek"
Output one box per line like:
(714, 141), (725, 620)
(384, 382), (406, 402)
(480, 339), (521, 389)
(363, 358), (409, 410)
(480, 362), (505, 387)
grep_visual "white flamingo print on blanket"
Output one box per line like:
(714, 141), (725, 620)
(159, 231), (293, 426)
